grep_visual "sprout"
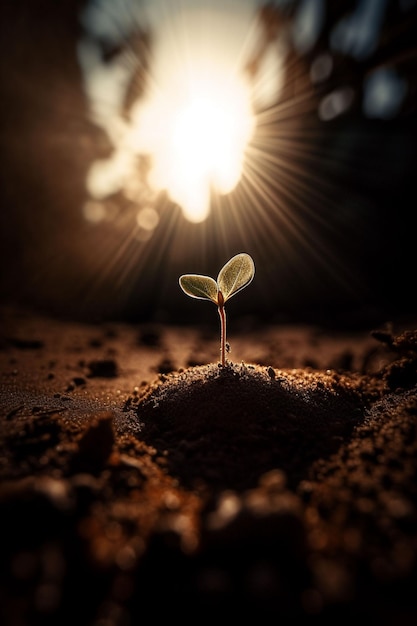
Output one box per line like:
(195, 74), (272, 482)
(179, 253), (255, 366)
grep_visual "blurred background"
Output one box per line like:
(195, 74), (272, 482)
(1, 0), (416, 327)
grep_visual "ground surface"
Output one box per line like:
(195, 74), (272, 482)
(1, 304), (417, 624)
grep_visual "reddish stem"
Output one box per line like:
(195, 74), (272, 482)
(217, 292), (226, 366)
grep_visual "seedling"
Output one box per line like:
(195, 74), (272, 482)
(179, 253), (255, 366)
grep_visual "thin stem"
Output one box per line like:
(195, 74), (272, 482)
(218, 302), (226, 367)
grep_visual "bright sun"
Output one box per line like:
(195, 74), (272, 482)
(79, 0), (259, 224)
(134, 74), (255, 223)
(171, 91), (252, 221)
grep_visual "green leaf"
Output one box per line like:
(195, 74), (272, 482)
(179, 274), (218, 304)
(217, 253), (255, 302)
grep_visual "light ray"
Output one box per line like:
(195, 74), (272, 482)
(75, 0), (379, 319)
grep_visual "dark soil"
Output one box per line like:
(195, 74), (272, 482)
(1, 305), (417, 624)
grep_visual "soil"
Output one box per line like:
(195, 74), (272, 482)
(1, 304), (417, 625)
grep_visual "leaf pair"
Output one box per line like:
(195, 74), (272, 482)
(179, 253), (255, 306)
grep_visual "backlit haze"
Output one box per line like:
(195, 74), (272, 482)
(78, 0), (273, 224)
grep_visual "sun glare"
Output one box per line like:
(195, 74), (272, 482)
(79, 0), (259, 224)
(133, 74), (255, 223)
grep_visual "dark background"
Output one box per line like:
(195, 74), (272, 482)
(1, 0), (417, 328)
